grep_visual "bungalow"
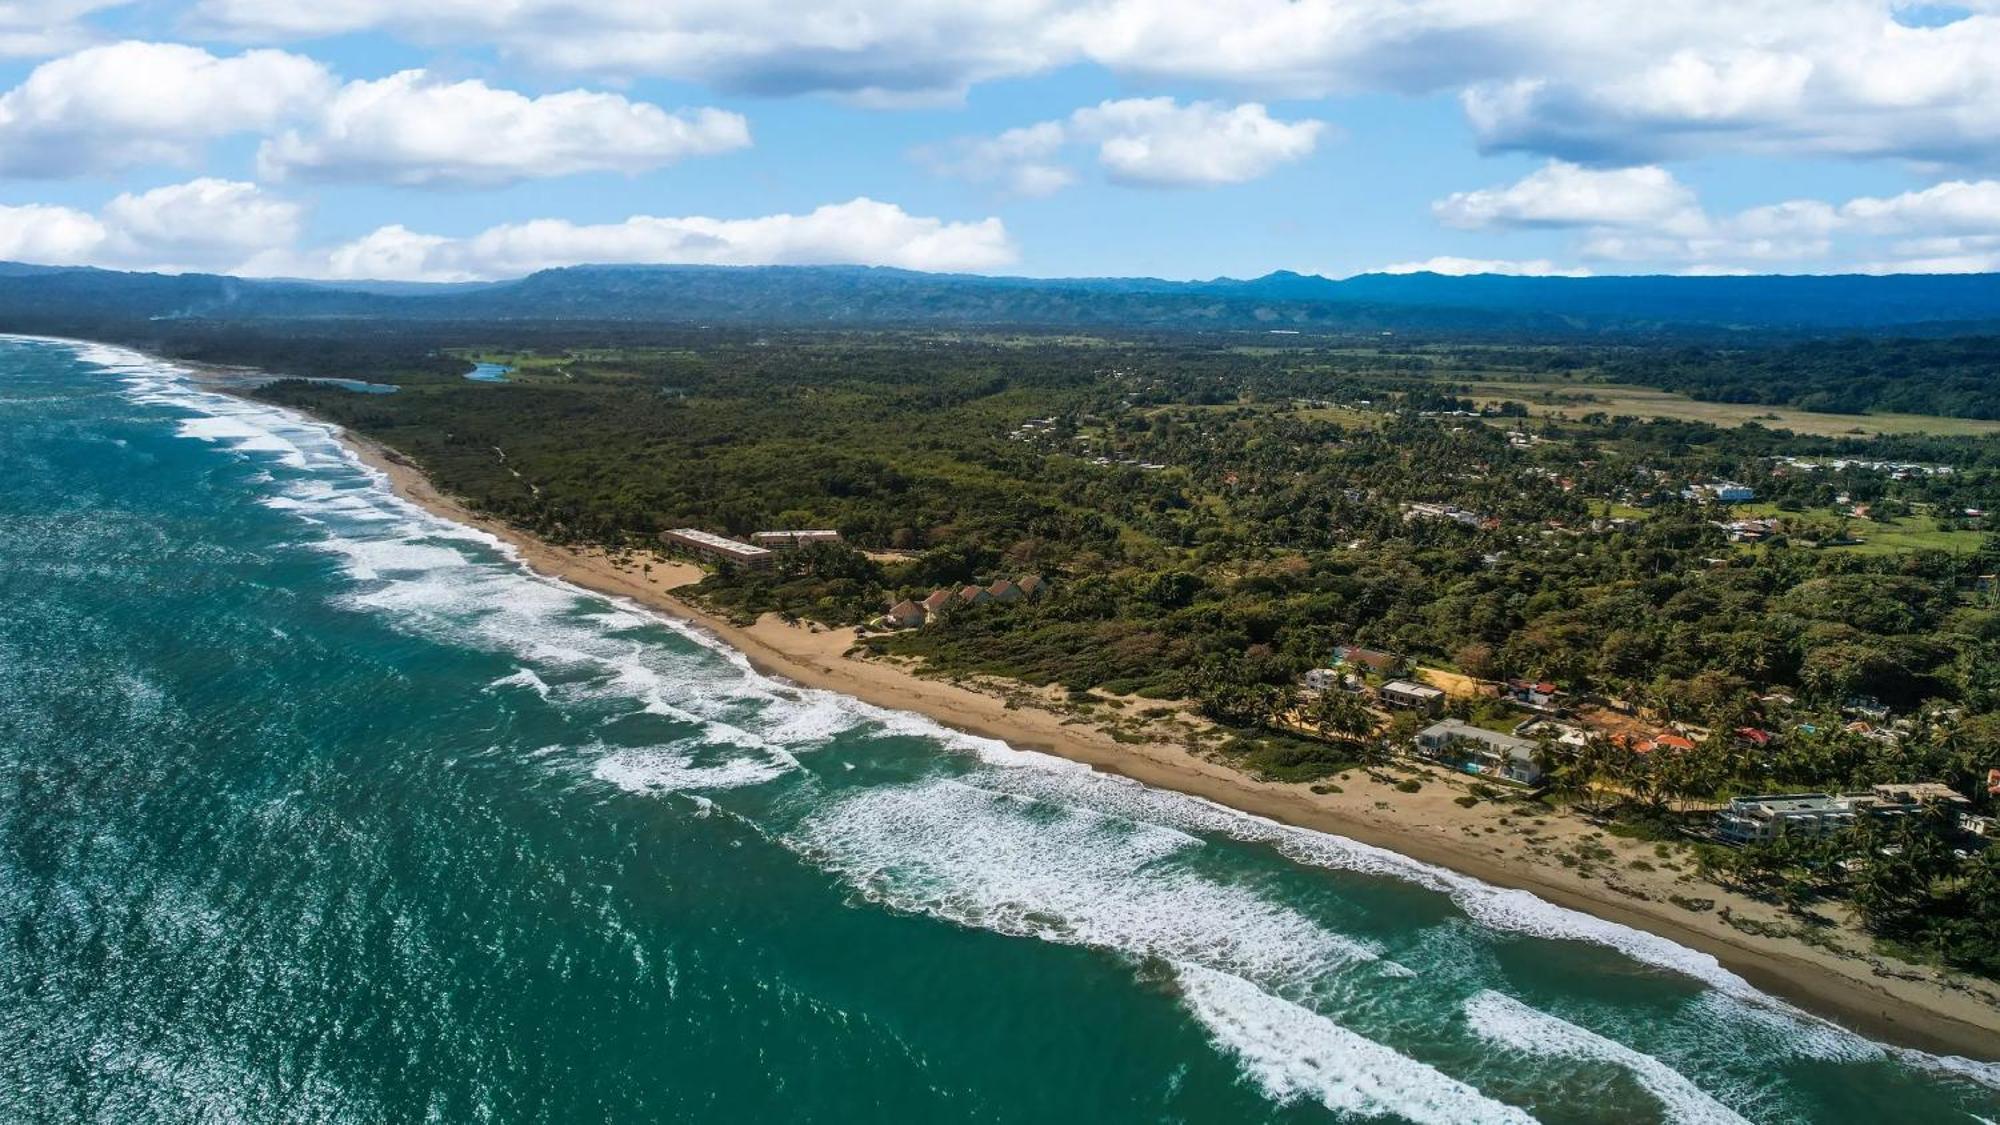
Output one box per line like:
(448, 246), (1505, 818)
(1732, 727), (1775, 751)
(1503, 679), (1564, 711)
(1615, 731), (1697, 755)
(883, 600), (926, 628)
(987, 579), (1024, 602)
(958, 585), (992, 606)
(921, 589), (956, 618)
(1414, 720), (1541, 785)
(1017, 575), (1047, 599)
(1379, 680), (1445, 715)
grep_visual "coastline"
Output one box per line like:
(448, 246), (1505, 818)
(326, 423), (2000, 1062)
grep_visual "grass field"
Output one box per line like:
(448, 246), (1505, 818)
(1462, 380), (2000, 438)
(1728, 503), (1989, 556)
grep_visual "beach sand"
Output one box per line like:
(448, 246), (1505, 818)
(338, 427), (2000, 1062)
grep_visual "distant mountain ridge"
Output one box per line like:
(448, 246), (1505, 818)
(1, 260), (1996, 337)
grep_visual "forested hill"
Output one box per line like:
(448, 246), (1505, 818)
(2, 261), (1999, 338)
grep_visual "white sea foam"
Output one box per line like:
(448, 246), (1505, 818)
(1890, 1048), (2000, 1095)
(948, 740), (1754, 996)
(1686, 992), (1885, 1065)
(489, 668), (552, 700)
(316, 536), (469, 580)
(788, 777), (1378, 987)
(1178, 964), (1534, 1123)
(592, 745), (795, 794)
(1464, 990), (1750, 1125)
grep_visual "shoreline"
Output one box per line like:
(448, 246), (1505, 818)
(324, 421), (2000, 1062)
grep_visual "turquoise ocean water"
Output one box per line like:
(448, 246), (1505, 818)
(1, 336), (1995, 1123)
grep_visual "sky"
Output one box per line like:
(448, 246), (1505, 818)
(0, 1), (1996, 282)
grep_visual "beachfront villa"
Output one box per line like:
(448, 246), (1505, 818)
(1715, 784), (1972, 844)
(1714, 794), (1856, 844)
(1414, 720), (1541, 785)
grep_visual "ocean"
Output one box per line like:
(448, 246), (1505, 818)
(0, 335), (1994, 1123)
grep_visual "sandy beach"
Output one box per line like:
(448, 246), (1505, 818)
(333, 426), (2000, 1061)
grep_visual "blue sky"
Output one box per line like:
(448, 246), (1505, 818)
(0, 2), (1995, 281)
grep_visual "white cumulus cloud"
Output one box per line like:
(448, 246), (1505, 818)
(1073, 98), (1325, 187)
(0, 179), (302, 272)
(0, 203), (111, 264)
(1838, 179), (2000, 233)
(99, 178), (306, 269)
(1435, 161), (1701, 230)
(258, 71), (751, 187)
(0, 41), (333, 176)
(926, 97), (1323, 195)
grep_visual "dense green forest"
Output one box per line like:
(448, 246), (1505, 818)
(235, 325), (2000, 977)
(1601, 337), (2000, 418)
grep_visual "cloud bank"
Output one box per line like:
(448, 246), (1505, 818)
(0, 188), (1014, 280)
(191, 0), (2000, 167)
(1425, 162), (2000, 273)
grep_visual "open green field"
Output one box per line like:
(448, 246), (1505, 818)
(1729, 502), (1989, 556)
(1463, 380), (2000, 438)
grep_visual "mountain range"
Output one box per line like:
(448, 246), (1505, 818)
(2, 261), (1997, 338)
